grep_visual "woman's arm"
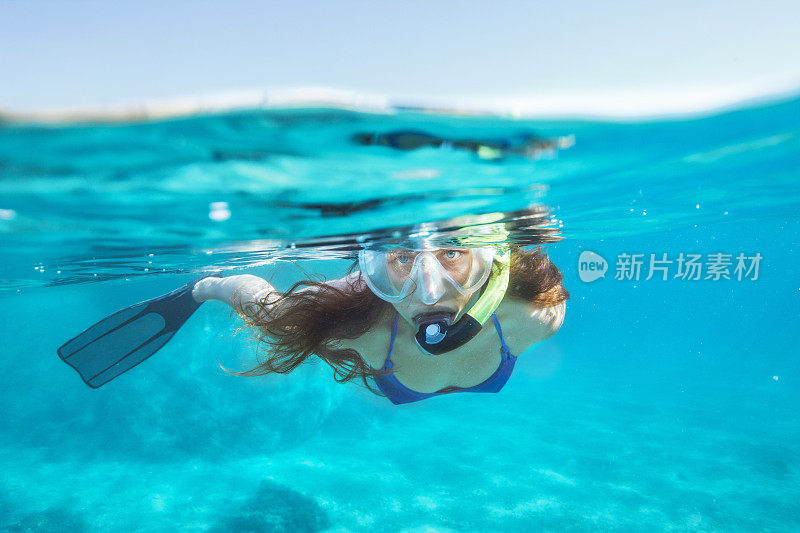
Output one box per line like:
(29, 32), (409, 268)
(192, 274), (275, 307)
(192, 275), (278, 319)
(191, 272), (362, 318)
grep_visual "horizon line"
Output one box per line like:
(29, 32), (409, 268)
(2, 81), (799, 124)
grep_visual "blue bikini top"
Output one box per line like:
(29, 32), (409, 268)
(372, 312), (517, 405)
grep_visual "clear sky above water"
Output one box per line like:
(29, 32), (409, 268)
(1, 0), (799, 115)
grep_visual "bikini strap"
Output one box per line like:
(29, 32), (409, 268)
(385, 312), (399, 370)
(491, 312), (513, 359)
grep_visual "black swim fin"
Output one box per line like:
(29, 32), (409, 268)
(57, 273), (220, 388)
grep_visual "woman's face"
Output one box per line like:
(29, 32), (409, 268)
(385, 248), (479, 327)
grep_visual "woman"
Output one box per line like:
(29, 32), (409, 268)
(58, 242), (568, 405)
(197, 242), (568, 404)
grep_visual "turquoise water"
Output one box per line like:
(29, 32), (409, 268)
(0, 95), (799, 531)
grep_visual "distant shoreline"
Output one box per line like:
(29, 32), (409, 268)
(1, 84), (799, 124)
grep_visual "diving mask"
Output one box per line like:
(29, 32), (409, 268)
(358, 246), (496, 305)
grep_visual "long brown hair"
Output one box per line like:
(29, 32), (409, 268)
(230, 245), (569, 396)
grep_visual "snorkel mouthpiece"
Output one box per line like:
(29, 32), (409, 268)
(413, 312), (454, 345)
(414, 309), (471, 349)
(415, 313), (484, 355)
(422, 321), (447, 344)
(414, 244), (510, 356)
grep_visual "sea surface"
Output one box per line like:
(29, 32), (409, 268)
(0, 95), (798, 531)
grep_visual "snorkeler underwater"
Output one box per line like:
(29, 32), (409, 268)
(2, 96), (797, 531)
(57, 210), (569, 404)
(2, 2), (800, 531)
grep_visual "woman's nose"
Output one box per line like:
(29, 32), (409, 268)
(415, 256), (445, 305)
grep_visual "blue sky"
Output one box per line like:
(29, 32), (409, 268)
(2, 0), (799, 115)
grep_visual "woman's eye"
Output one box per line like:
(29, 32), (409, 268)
(444, 250), (461, 260)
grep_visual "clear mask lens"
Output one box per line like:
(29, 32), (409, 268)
(358, 247), (496, 304)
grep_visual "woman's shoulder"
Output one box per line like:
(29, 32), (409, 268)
(494, 295), (566, 355)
